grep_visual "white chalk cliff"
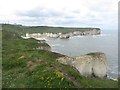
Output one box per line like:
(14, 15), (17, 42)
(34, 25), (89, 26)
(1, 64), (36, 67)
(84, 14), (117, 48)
(24, 29), (101, 39)
(57, 52), (107, 78)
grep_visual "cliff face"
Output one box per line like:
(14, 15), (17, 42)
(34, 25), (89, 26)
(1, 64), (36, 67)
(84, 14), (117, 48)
(57, 52), (107, 78)
(28, 38), (51, 51)
(24, 29), (101, 39)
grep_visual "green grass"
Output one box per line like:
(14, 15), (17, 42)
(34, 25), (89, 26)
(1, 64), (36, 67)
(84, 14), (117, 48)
(2, 24), (118, 88)
(2, 24), (100, 34)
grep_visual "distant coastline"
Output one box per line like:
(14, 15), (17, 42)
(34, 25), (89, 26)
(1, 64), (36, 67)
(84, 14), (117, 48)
(23, 28), (100, 39)
(8, 23), (101, 39)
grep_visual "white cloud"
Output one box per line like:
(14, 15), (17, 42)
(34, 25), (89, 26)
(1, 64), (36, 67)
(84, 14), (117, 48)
(0, 0), (119, 29)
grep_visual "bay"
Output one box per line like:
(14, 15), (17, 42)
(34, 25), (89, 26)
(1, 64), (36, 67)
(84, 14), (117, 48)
(46, 30), (118, 79)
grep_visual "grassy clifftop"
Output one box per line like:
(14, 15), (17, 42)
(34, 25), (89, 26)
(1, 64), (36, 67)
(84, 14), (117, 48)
(2, 24), (118, 88)
(2, 24), (100, 34)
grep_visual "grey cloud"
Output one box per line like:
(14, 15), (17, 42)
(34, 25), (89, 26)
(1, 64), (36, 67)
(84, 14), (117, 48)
(16, 7), (63, 18)
(14, 4), (117, 30)
(15, 7), (83, 26)
(15, 7), (65, 26)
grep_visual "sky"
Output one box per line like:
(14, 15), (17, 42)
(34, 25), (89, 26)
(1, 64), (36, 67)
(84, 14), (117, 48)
(0, 0), (119, 30)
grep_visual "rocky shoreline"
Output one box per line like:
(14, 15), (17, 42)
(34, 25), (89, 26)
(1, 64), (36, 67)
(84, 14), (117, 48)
(22, 35), (110, 79)
(23, 28), (101, 39)
(20, 28), (118, 81)
(21, 29), (109, 79)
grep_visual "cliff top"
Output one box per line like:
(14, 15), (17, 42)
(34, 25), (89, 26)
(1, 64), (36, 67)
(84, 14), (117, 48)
(2, 24), (100, 34)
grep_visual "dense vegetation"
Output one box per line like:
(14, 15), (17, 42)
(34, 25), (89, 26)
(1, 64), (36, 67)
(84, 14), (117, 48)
(2, 24), (118, 88)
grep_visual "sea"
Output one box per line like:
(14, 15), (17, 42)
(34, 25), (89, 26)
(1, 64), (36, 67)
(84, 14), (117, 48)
(45, 30), (118, 79)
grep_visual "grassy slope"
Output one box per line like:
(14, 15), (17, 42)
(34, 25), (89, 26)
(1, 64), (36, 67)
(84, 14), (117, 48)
(2, 24), (118, 88)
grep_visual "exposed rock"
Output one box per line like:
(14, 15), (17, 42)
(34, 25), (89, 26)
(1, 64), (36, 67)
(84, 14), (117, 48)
(36, 46), (51, 51)
(57, 52), (107, 78)
(21, 37), (51, 51)
(23, 28), (101, 39)
(57, 56), (74, 65)
(59, 34), (70, 39)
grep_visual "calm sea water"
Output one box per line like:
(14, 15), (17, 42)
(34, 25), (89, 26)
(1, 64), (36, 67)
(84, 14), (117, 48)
(46, 30), (118, 79)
